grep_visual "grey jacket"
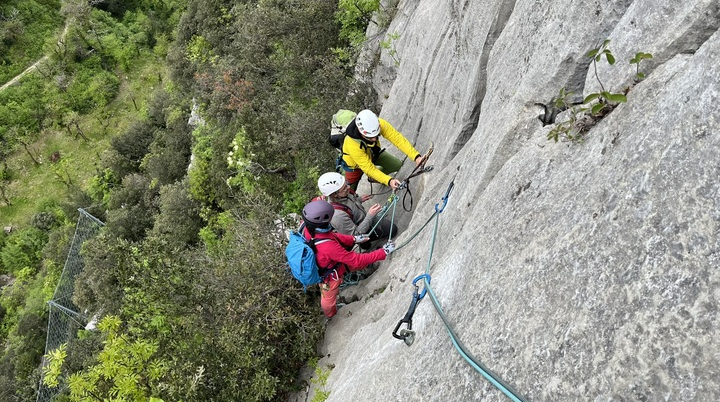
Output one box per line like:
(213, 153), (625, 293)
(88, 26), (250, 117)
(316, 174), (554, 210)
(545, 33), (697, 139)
(329, 193), (375, 236)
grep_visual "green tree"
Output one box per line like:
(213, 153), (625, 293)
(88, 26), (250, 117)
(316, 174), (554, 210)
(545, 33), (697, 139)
(72, 234), (127, 315)
(143, 92), (193, 186)
(43, 315), (168, 400)
(172, 0), (367, 209)
(0, 0), (62, 83)
(0, 227), (47, 275)
(336, 0), (380, 47)
(105, 173), (159, 241)
(107, 121), (155, 179)
(148, 180), (204, 248)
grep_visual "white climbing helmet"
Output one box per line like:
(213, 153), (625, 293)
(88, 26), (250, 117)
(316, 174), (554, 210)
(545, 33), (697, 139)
(355, 109), (381, 138)
(318, 172), (346, 196)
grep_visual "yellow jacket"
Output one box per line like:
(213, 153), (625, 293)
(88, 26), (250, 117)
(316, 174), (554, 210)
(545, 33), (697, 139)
(341, 118), (420, 185)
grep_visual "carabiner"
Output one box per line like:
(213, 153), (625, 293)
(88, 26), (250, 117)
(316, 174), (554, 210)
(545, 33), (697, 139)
(435, 180), (455, 213)
(412, 273), (431, 300)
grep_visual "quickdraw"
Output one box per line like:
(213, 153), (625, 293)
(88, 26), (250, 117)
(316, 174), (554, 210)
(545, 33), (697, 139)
(392, 274), (431, 346)
(390, 177), (528, 402)
(366, 143), (433, 236)
(392, 179), (453, 346)
(398, 142), (434, 212)
(435, 179), (454, 213)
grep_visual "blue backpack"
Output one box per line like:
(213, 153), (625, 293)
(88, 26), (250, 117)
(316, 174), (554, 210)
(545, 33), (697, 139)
(285, 230), (336, 291)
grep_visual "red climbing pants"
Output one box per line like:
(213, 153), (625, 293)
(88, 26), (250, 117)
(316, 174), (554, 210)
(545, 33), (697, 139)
(319, 276), (343, 318)
(319, 265), (368, 318)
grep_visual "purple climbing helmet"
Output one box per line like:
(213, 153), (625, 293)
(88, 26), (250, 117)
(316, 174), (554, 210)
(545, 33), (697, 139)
(302, 200), (335, 224)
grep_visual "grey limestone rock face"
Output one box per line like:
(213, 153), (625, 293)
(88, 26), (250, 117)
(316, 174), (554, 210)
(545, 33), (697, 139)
(303, 1), (720, 401)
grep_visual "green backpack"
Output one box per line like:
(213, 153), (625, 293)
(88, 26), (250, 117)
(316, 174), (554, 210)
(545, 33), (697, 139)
(329, 109), (357, 151)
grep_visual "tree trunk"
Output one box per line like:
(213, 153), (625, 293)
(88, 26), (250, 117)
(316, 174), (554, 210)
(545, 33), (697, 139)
(0, 186), (11, 206)
(19, 141), (40, 165)
(54, 170), (73, 187)
(64, 124), (77, 140)
(74, 122), (89, 141)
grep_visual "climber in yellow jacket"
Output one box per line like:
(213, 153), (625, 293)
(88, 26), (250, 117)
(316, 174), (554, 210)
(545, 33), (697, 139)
(340, 109), (424, 191)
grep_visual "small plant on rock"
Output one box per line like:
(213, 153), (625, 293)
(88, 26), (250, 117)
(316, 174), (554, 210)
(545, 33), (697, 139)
(583, 39), (628, 117)
(546, 40), (652, 143)
(546, 88), (582, 143)
(630, 51), (653, 81)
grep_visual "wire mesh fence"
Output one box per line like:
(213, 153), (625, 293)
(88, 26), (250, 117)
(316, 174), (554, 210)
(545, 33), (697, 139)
(36, 208), (104, 402)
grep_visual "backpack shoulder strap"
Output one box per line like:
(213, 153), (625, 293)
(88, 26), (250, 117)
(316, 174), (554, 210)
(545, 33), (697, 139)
(329, 202), (353, 221)
(309, 230), (337, 248)
(310, 235), (341, 275)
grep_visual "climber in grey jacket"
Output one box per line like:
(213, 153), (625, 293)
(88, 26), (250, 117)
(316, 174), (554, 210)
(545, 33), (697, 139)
(317, 172), (398, 249)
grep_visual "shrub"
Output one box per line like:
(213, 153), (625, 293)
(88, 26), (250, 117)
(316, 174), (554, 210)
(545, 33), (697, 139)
(0, 227), (47, 275)
(30, 212), (57, 231)
(148, 180), (204, 248)
(105, 174), (159, 241)
(72, 234), (126, 315)
(143, 100), (193, 185)
(109, 121), (155, 178)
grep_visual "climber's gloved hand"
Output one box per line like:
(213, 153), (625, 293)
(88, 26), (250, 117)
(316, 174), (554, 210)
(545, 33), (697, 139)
(354, 235), (370, 243)
(382, 241), (396, 255)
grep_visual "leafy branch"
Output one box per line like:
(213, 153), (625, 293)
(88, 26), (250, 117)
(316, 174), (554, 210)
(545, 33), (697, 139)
(309, 358), (333, 402)
(380, 32), (401, 66)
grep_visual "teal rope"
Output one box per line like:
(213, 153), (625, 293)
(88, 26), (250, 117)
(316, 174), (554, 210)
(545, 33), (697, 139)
(339, 270), (362, 290)
(395, 211), (437, 251)
(420, 213), (527, 402)
(368, 193), (399, 235)
(388, 192), (398, 240)
(367, 190), (430, 250)
(393, 179), (527, 401)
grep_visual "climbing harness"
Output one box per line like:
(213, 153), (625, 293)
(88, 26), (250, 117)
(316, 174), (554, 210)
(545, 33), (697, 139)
(391, 178), (528, 402)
